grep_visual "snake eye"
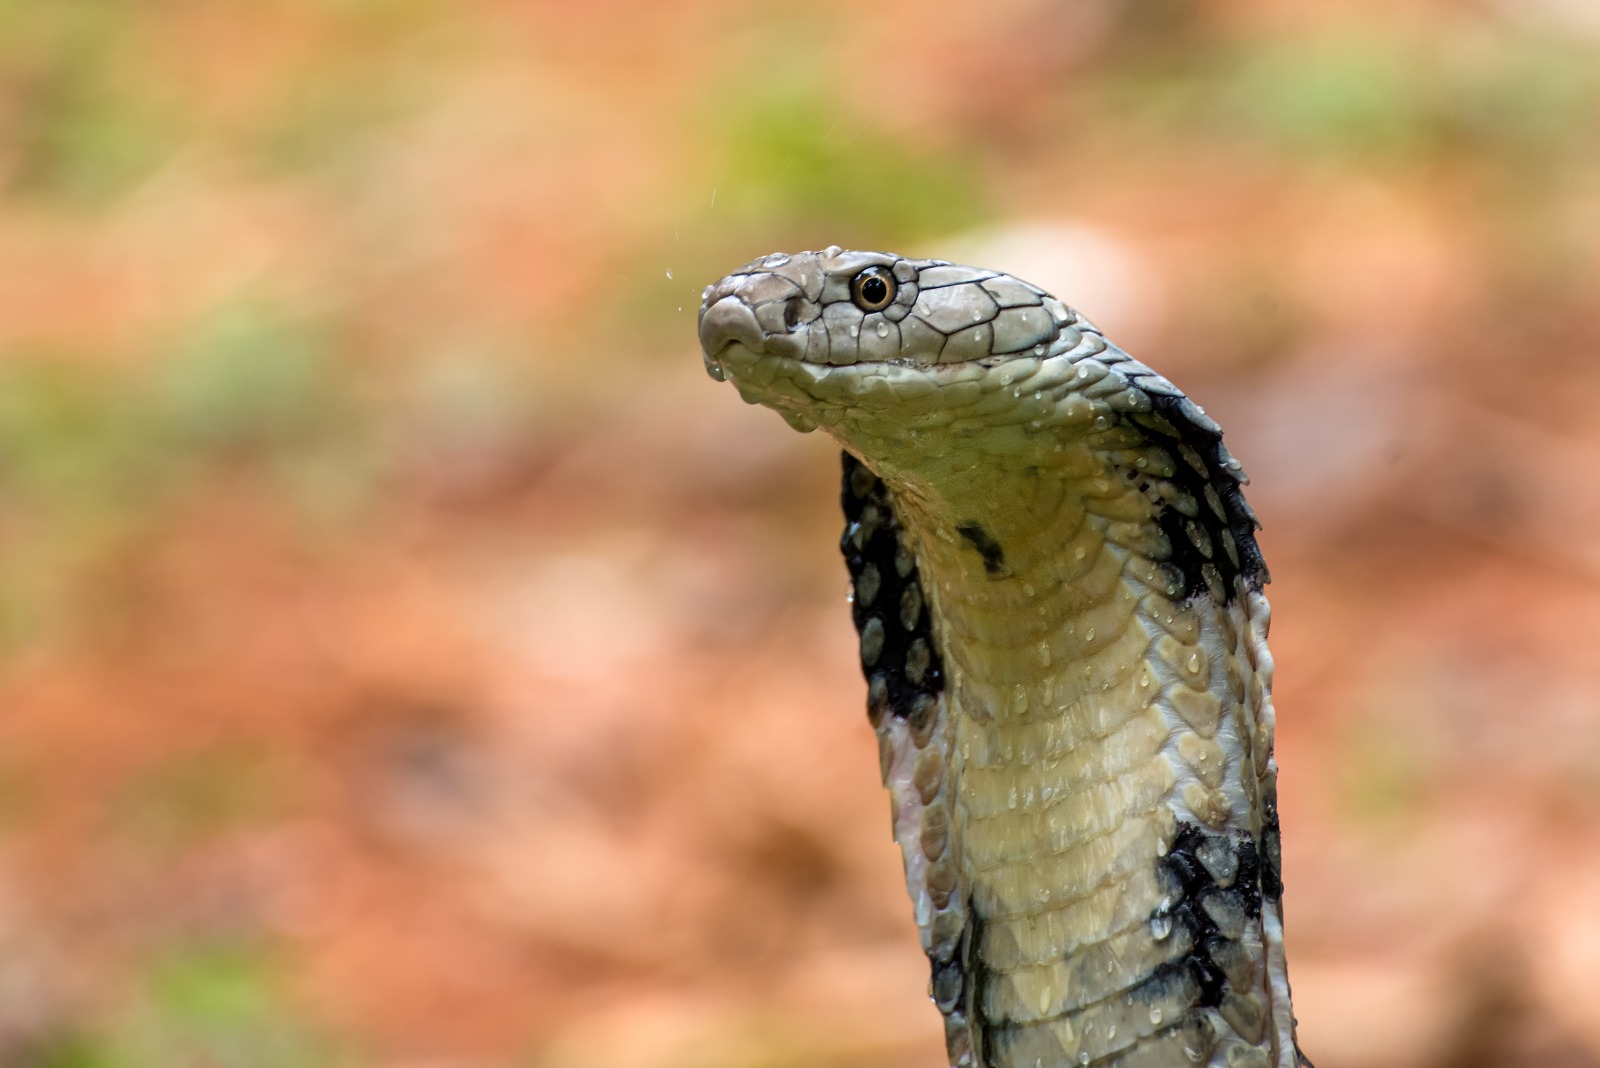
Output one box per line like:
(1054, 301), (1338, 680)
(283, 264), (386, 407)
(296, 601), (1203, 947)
(850, 266), (896, 312)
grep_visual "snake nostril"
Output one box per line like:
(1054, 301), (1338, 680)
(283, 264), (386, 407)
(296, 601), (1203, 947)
(783, 296), (804, 331)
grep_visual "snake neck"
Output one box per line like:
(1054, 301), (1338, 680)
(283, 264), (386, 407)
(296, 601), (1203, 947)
(851, 447), (1302, 1068)
(696, 247), (1308, 1068)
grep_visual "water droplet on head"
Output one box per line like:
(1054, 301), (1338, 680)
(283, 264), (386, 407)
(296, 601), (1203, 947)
(1150, 1007), (1164, 1025)
(1151, 914), (1173, 940)
(665, 268), (673, 279)
(972, 310), (983, 322)
(876, 321), (889, 337)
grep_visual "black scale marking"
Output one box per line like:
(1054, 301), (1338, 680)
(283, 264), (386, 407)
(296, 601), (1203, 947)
(1145, 821), (1267, 1022)
(1260, 781), (1285, 902)
(839, 452), (945, 726)
(1120, 392), (1269, 605)
(840, 451), (980, 1064)
(956, 522), (1007, 576)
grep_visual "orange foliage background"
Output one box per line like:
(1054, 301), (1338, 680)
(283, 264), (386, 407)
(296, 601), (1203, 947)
(0, 2), (1598, 1066)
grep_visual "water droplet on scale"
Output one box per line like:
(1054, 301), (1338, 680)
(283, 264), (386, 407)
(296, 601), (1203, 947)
(876, 321), (889, 337)
(1150, 1007), (1164, 1025)
(1151, 914), (1173, 940)
(665, 268), (674, 279)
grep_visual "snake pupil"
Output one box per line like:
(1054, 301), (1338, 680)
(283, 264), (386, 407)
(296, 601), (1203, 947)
(851, 267), (895, 311)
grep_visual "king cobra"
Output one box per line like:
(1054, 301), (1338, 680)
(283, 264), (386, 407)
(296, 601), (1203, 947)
(697, 247), (1310, 1068)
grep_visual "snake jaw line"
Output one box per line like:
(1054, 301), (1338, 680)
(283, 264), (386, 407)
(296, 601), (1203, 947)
(699, 249), (1307, 1068)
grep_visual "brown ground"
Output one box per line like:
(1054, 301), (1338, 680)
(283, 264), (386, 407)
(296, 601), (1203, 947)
(0, 2), (1598, 1066)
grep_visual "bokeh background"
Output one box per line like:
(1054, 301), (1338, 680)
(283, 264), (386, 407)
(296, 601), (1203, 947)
(1, 1), (1598, 1066)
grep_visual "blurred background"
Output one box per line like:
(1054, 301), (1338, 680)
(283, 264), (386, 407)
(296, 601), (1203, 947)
(0, 1), (1598, 1066)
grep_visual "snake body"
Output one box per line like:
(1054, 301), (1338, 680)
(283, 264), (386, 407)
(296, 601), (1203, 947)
(697, 247), (1308, 1068)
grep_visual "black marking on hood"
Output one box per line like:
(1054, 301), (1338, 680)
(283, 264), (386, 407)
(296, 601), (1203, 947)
(840, 452), (945, 725)
(1155, 822), (1266, 1010)
(956, 522), (1007, 576)
(1261, 778), (1285, 902)
(1121, 392), (1268, 604)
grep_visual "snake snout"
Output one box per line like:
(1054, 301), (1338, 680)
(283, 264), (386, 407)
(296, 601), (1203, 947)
(698, 295), (764, 361)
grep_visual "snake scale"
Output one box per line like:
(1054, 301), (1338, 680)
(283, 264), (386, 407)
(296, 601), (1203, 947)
(697, 247), (1309, 1068)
